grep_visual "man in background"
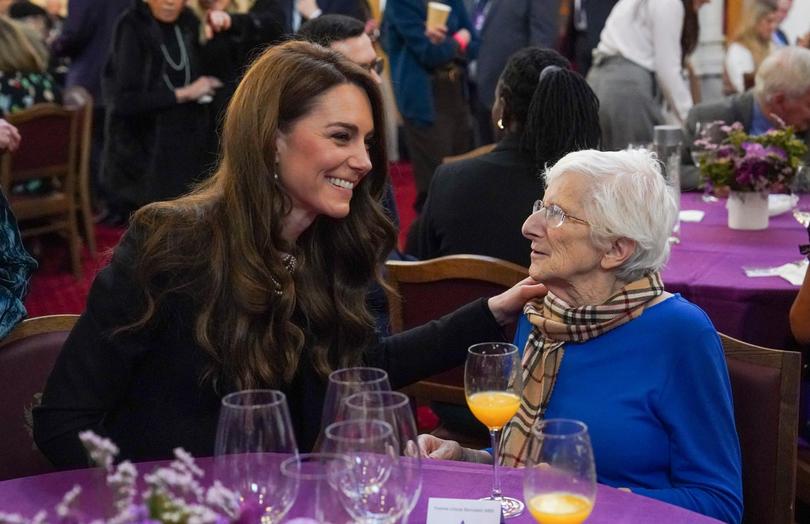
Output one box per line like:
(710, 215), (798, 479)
(682, 46), (810, 189)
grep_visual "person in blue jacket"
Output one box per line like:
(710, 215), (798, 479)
(383, 0), (479, 211)
(419, 148), (743, 523)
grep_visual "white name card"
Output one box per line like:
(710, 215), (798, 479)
(426, 497), (503, 524)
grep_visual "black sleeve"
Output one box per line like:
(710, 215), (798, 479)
(33, 230), (153, 468)
(106, 18), (178, 116)
(404, 166), (446, 259)
(365, 298), (506, 389)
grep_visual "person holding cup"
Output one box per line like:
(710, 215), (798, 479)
(383, 0), (479, 211)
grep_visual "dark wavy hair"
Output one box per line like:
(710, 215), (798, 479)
(125, 40), (396, 390)
(497, 47), (601, 167)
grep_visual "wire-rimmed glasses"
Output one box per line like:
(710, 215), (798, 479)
(532, 200), (589, 228)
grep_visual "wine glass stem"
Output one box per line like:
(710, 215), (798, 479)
(489, 428), (502, 500)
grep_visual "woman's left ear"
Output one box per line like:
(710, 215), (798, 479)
(601, 237), (636, 271)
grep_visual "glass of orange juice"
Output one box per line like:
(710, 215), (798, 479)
(465, 342), (524, 517)
(524, 419), (596, 524)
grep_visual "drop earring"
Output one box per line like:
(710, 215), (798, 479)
(496, 117), (505, 130)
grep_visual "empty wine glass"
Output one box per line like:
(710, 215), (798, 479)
(344, 391), (422, 522)
(322, 419), (406, 523)
(319, 367), (391, 446)
(214, 390), (299, 523)
(523, 419), (597, 524)
(281, 453), (353, 523)
(465, 342), (524, 518)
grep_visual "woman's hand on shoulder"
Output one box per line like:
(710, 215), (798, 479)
(487, 276), (547, 327)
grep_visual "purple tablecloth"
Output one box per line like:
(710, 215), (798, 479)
(662, 192), (807, 349)
(0, 458), (719, 523)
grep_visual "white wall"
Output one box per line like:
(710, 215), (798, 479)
(782, 0), (810, 43)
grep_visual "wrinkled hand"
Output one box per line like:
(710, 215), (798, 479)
(417, 434), (464, 460)
(0, 119), (21, 152)
(425, 25), (447, 44)
(204, 10), (232, 39)
(176, 76), (223, 103)
(487, 276), (547, 327)
(297, 0), (320, 19)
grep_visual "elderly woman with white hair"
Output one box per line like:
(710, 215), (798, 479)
(419, 149), (743, 523)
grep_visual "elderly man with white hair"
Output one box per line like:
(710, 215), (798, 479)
(682, 45), (810, 188)
(418, 148), (744, 523)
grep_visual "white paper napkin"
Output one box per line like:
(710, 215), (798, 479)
(679, 210), (705, 222)
(744, 258), (808, 286)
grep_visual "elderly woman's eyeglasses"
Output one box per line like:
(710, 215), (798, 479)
(532, 200), (590, 228)
(364, 56), (385, 75)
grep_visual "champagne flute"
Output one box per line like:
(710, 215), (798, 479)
(465, 342), (524, 517)
(320, 367), (391, 441)
(344, 391), (422, 522)
(214, 390), (299, 523)
(523, 419), (596, 524)
(322, 419), (406, 523)
(281, 453), (353, 523)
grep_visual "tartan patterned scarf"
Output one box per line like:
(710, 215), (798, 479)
(499, 272), (665, 467)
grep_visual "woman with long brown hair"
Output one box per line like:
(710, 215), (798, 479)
(33, 40), (542, 466)
(586, 0), (709, 150)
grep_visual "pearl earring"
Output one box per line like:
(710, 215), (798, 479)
(497, 118), (505, 130)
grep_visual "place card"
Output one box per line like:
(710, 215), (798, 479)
(426, 497), (503, 524)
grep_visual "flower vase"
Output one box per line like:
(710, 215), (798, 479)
(726, 191), (768, 230)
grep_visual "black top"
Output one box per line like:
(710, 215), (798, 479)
(33, 229), (506, 468)
(101, 2), (212, 210)
(406, 134), (542, 267)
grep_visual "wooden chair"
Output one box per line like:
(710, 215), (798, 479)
(0, 314), (78, 480)
(1, 104), (82, 277)
(719, 333), (801, 524)
(384, 255), (527, 406)
(62, 86), (96, 256)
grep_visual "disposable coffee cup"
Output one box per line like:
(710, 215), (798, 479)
(427, 1), (451, 29)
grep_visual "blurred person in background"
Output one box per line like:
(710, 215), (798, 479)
(562, 0), (619, 76)
(101, 0), (222, 224)
(587, 0), (708, 151)
(407, 48), (601, 267)
(50, 0), (131, 223)
(724, 0), (778, 95)
(682, 46), (810, 188)
(0, 118), (37, 342)
(0, 15), (60, 116)
(468, 0), (558, 146)
(384, 0), (478, 212)
(193, 0), (286, 126)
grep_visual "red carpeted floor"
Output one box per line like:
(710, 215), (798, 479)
(24, 162), (418, 316)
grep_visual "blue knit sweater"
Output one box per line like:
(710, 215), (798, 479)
(513, 295), (743, 523)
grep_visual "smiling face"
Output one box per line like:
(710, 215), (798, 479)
(522, 171), (606, 295)
(275, 83), (374, 237)
(147, 0), (186, 23)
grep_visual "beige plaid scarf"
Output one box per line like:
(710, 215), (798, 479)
(499, 272), (665, 467)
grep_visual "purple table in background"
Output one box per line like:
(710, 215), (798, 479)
(0, 458), (719, 523)
(663, 192), (808, 350)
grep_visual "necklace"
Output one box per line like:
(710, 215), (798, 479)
(160, 25), (190, 90)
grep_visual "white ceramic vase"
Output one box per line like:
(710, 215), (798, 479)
(727, 191), (769, 230)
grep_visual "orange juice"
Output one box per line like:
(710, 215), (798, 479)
(466, 391), (521, 429)
(527, 492), (593, 524)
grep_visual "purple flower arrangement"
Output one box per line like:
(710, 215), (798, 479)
(693, 121), (807, 193)
(0, 432), (251, 524)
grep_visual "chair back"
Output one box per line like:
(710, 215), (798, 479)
(62, 86), (96, 255)
(385, 255), (527, 404)
(1, 104), (83, 276)
(719, 333), (800, 524)
(0, 315), (78, 480)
